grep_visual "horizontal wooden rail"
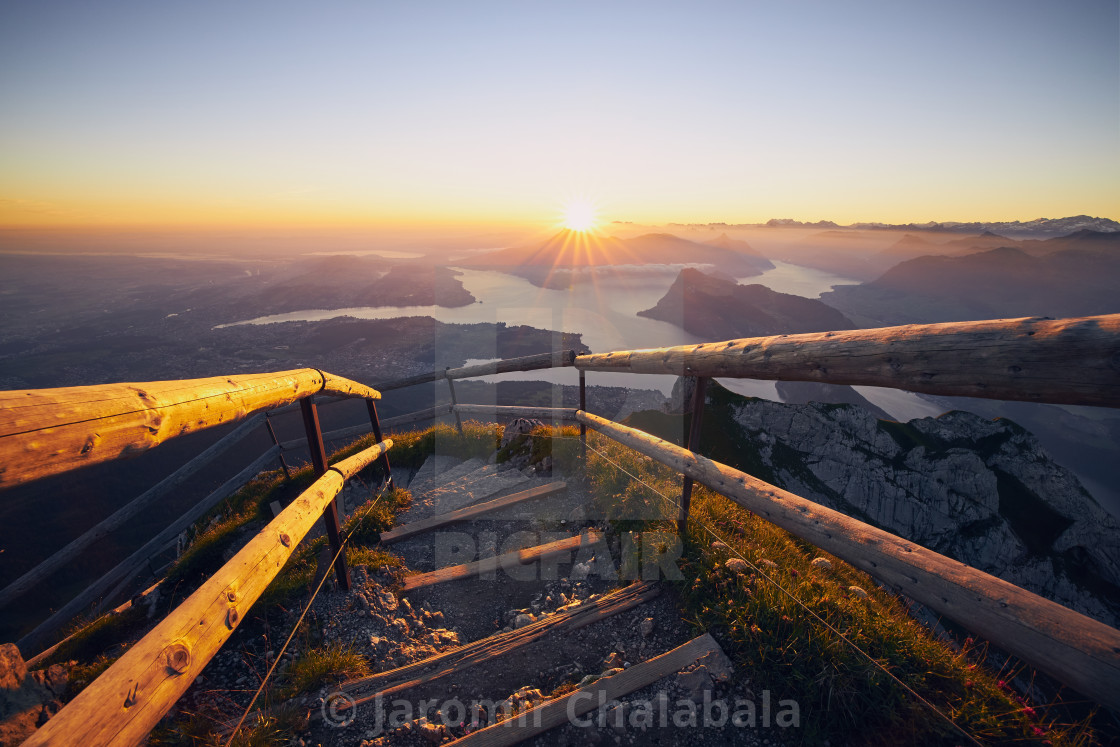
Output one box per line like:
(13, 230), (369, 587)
(381, 404), (454, 430)
(0, 369), (381, 490)
(18, 446), (282, 657)
(0, 414), (268, 611)
(576, 314), (1120, 408)
(22, 438), (393, 746)
(453, 404), (580, 421)
(376, 350), (576, 392)
(577, 410), (1120, 711)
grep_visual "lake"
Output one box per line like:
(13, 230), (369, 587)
(225, 261), (862, 397)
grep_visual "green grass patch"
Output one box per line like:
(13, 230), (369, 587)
(276, 641), (370, 699)
(583, 431), (1101, 746)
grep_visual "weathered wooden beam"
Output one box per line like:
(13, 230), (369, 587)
(0, 369), (381, 490)
(0, 413), (267, 611)
(18, 446), (283, 657)
(21, 438), (392, 747)
(453, 405), (580, 422)
(577, 410), (1120, 711)
(575, 314), (1120, 408)
(341, 582), (659, 704)
(452, 633), (722, 747)
(228, 582), (660, 733)
(376, 350), (577, 392)
(402, 532), (602, 592)
(380, 481), (568, 544)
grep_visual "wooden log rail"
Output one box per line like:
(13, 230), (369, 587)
(375, 350), (576, 392)
(22, 438), (393, 746)
(576, 314), (1120, 408)
(576, 410), (1120, 711)
(0, 368), (382, 490)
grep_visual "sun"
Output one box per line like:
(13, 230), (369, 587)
(561, 199), (598, 232)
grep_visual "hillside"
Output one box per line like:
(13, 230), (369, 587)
(637, 267), (855, 339)
(637, 381), (1120, 627)
(822, 238), (1120, 325)
(10, 420), (1107, 746)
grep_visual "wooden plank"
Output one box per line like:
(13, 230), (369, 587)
(451, 633), (721, 747)
(223, 582), (659, 735)
(377, 351), (576, 392)
(0, 369), (381, 489)
(20, 438), (392, 747)
(0, 414), (267, 610)
(578, 410), (1120, 711)
(454, 405), (580, 422)
(380, 481), (568, 544)
(402, 532), (602, 592)
(18, 446), (282, 657)
(575, 314), (1120, 408)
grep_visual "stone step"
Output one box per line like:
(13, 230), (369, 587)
(410, 457), (488, 499)
(404, 464), (531, 522)
(404, 454), (463, 492)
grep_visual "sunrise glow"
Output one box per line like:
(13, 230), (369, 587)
(562, 199), (598, 232)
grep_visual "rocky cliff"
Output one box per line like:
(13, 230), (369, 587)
(702, 385), (1120, 625)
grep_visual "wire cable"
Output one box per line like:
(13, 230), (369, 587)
(224, 475), (390, 745)
(572, 433), (985, 747)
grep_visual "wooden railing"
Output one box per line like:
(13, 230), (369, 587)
(22, 439), (393, 746)
(3, 314), (1120, 742)
(0, 369), (389, 654)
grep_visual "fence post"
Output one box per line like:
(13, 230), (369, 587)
(678, 376), (708, 535)
(579, 369), (587, 463)
(365, 398), (393, 489)
(300, 396), (351, 591)
(446, 368), (464, 434)
(264, 413), (293, 480)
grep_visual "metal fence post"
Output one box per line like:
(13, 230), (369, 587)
(678, 376), (709, 535)
(365, 398), (393, 489)
(264, 413), (293, 480)
(446, 368), (464, 434)
(300, 396), (351, 591)
(579, 369), (587, 463)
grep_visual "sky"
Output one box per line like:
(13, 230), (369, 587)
(1, 0), (1117, 241)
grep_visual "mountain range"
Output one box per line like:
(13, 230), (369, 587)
(761, 215), (1120, 239)
(637, 267), (854, 340)
(821, 231), (1120, 325)
(461, 230), (774, 288)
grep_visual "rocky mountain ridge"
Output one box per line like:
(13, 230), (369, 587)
(689, 383), (1120, 626)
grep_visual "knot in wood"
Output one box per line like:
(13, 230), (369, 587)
(227, 607), (239, 628)
(280, 533), (292, 547)
(166, 643), (192, 674)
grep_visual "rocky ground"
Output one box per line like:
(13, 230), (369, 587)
(222, 429), (780, 746)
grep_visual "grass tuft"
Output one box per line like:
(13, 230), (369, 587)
(277, 641), (370, 699)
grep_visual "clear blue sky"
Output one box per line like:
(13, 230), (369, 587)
(1, 0), (1116, 231)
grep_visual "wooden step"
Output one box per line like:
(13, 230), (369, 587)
(380, 481), (568, 544)
(401, 531), (603, 592)
(449, 632), (724, 746)
(340, 581), (660, 706)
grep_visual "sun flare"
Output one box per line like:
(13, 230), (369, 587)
(561, 199), (598, 232)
